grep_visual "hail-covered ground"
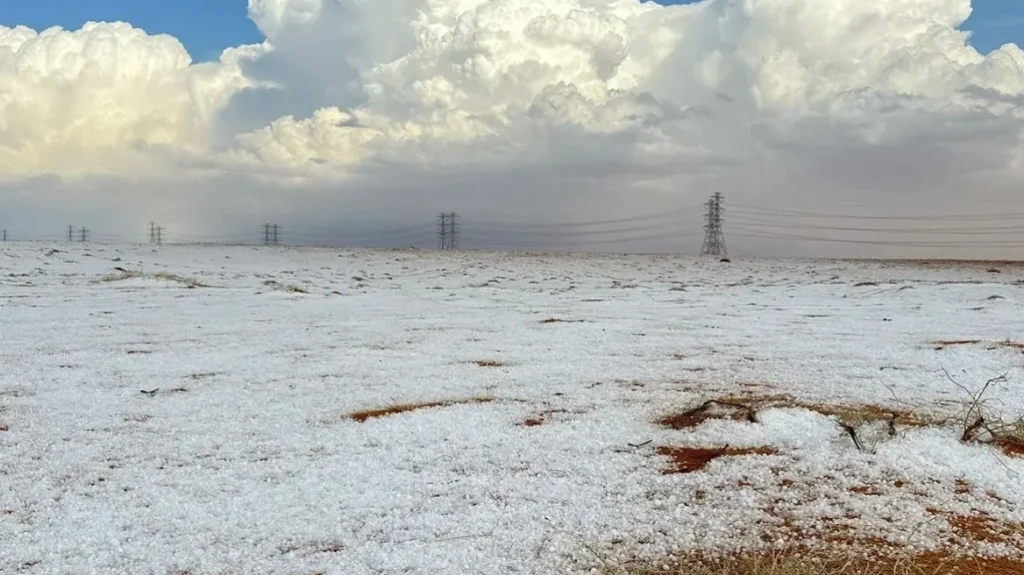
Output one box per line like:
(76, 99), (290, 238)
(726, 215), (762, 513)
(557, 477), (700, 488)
(2, 243), (1023, 574)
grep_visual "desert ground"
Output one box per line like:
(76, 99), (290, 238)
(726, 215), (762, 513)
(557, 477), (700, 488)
(1, 243), (1023, 574)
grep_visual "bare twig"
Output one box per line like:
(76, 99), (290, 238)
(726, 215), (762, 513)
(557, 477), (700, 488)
(839, 422), (866, 452)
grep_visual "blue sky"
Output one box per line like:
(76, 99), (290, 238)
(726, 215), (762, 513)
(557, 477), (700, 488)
(1, 0), (1022, 61)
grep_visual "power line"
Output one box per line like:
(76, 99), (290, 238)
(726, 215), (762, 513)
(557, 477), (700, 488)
(729, 227), (1024, 248)
(728, 216), (1024, 236)
(730, 203), (1024, 222)
(462, 204), (706, 230)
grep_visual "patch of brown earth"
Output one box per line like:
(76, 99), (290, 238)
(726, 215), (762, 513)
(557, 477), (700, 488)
(657, 445), (776, 474)
(521, 408), (571, 427)
(472, 359), (507, 367)
(994, 436), (1024, 457)
(346, 398), (495, 422)
(946, 515), (1023, 546)
(659, 400), (758, 429)
(934, 339), (982, 350)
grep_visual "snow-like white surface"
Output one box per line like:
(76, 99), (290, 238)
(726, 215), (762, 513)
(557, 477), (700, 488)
(2, 244), (1023, 573)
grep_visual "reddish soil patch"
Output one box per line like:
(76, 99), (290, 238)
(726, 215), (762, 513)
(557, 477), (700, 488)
(657, 445), (776, 474)
(946, 514), (1021, 545)
(848, 485), (884, 496)
(995, 436), (1024, 457)
(659, 400), (757, 429)
(521, 408), (571, 427)
(346, 398), (495, 423)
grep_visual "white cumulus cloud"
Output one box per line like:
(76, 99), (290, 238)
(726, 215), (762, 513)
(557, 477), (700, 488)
(0, 21), (261, 178)
(1, 0), (1024, 256)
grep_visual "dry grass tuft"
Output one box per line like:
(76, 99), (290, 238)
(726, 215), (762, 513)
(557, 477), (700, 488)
(661, 395), (938, 431)
(798, 403), (937, 428)
(102, 269), (209, 288)
(472, 359), (507, 368)
(605, 550), (1024, 575)
(656, 445), (776, 474)
(539, 317), (584, 324)
(153, 272), (209, 288)
(933, 339), (982, 350)
(102, 269), (142, 282)
(263, 279), (309, 293)
(933, 339), (1024, 352)
(346, 397), (495, 423)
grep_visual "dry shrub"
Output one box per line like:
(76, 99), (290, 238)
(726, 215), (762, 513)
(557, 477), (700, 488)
(944, 370), (1024, 457)
(346, 398), (495, 422)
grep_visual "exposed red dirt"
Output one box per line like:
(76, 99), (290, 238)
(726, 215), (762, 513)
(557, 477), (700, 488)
(346, 398), (495, 422)
(995, 436), (1024, 457)
(659, 400), (758, 429)
(657, 445), (776, 474)
(521, 408), (571, 427)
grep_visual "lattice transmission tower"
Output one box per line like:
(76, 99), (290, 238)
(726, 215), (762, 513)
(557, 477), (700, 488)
(700, 192), (727, 256)
(262, 223), (280, 246)
(437, 212), (460, 250)
(149, 222), (164, 245)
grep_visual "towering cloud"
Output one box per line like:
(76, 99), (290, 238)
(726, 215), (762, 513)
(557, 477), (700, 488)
(1, 0), (1023, 254)
(0, 22), (262, 178)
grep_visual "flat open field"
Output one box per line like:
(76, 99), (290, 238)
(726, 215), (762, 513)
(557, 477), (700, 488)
(2, 244), (1023, 574)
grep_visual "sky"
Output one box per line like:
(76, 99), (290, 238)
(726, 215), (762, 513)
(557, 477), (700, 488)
(2, 0), (1019, 60)
(1, 0), (1024, 258)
